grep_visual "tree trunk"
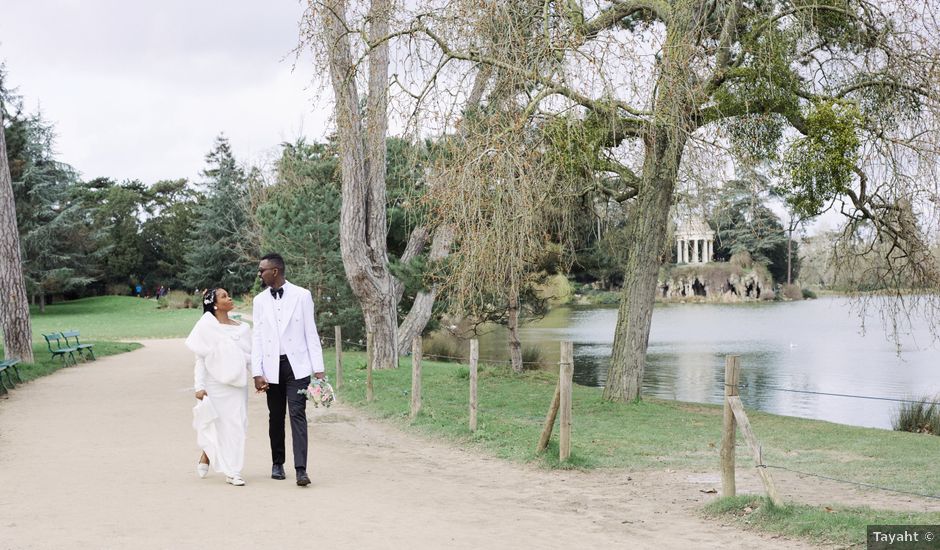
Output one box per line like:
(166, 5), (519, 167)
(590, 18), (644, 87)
(323, 0), (399, 369)
(0, 117), (34, 363)
(507, 289), (523, 373)
(787, 227), (793, 285)
(39, 291), (46, 314)
(364, 298), (398, 370)
(604, 130), (686, 402)
(397, 225), (454, 353)
(603, 9), (699, 402)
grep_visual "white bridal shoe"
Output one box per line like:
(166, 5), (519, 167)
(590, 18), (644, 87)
(196, 462), (209, 478)
(226, 475), (245, 486)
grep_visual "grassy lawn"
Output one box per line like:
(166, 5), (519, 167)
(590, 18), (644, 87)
(703, 496), (940, 547)
(29, 295), (203, 340)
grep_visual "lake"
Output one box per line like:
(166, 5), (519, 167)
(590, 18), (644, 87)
(441, 297), (940, 429)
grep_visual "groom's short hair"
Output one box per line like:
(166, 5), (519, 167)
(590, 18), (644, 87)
(261, 252), (286, 273)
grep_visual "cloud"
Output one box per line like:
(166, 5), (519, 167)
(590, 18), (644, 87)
(0, 0), (330, 183)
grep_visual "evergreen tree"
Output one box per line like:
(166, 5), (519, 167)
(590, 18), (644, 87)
(2, 74), (95, 309)
(139, 179), (201, 290)
(711, 177), (799, 284)
(183, 136), (254, 294)
(256, 139), (364, 339)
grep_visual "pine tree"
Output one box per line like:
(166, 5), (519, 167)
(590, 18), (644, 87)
(256, 139), (364, 339)
(183, 136), (254, 294)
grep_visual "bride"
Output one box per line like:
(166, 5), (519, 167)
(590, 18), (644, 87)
(185, 288), (251, 486)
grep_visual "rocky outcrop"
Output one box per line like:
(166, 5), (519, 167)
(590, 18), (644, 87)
(657, 262), (775, 302)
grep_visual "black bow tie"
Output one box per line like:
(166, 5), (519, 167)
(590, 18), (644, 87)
(270, 287), (284, 299)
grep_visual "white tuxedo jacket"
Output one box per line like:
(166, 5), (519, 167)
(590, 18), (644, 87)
(251, 280), (324, 384)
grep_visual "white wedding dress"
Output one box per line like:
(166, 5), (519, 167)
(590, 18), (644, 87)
(186, 315), (251, 478)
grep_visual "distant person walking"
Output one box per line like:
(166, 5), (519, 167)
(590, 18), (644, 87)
(185, 288), (252, 486)
(251, 252), (324, 487)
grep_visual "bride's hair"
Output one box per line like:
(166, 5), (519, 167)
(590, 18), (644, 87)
(202, 288), (218, 314)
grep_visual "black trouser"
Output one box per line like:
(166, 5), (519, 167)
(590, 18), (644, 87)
(266, 355), (309, 470)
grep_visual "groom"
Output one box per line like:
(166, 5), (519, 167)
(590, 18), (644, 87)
(252, 252), (324, 486)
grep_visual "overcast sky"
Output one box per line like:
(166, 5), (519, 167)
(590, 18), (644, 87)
(0, 0), (328, 184)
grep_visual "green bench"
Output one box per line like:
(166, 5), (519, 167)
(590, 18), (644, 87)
(0, 359), (22, 394)
(42, 333), (79, 366)
(61, 330), (95, 361)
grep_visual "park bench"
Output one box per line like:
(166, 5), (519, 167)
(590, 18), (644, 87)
(42, 333), (78, 366)
(61, 330), (95, 361)
(0, 359), (22, 394)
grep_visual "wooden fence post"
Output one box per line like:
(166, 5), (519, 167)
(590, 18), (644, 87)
(536, 381), (561, 453)
(559, 341), (574, 462)
(728, 396), (784, 507)
(334, 326), (343, 390)
(721, 355), (740, 498)
(469, 339), (478, 432)
(411, 336), (422, 419)
(366, 329), (374, 402)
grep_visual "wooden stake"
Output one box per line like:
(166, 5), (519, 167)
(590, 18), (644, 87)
(411, 336), (422, 419)
(728, 396), (784, 507)
(536, 381), (561, 453)
(334, 326), (343, 390)
(469, 339), (478, 432)
(721, 355), (740, 498)
(366, 329), (374, 402)
(559, 341), (574, 462)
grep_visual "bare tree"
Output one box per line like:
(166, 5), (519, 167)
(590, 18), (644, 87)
(385, 0), (940, 401)
(0, 111), (34, 363)
(303, 0), (455, 368)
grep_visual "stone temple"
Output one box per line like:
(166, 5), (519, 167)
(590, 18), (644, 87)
(675, 216), (715, 264)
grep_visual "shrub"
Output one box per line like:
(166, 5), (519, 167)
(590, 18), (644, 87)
(157, 290), (196, 310)
(423, 334), (462, 362)
(107, 284), (132, 296)
(521, 345), (546, 370)
(801, 287), (817, 299)
(892, 396), (940, 434)
(780, 284), (803, 300)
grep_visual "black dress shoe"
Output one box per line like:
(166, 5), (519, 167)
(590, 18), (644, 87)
(296, 469), (311, 487)
(271, 464), (286, 480)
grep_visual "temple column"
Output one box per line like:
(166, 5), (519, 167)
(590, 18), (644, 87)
(677, 240), (682, 264)
(693, 239), (700, 263)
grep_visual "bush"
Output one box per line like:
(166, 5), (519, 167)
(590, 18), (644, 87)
(107, 284), (132, 296)
(892, 396), (940, 434)
(157, 290), (197, 310)
(521, 345), (546, 370)
(801, 287), (817, 299)
(779, 284), (803, 300)
(423, 334), (462, 362)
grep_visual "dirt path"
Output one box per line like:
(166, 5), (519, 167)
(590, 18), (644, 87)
(0, 339), (904, 549)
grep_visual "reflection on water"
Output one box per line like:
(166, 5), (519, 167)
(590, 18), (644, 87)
(438, 297), (940, 429)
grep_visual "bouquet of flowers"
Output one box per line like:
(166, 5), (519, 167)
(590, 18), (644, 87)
(298, 377), (335, 408)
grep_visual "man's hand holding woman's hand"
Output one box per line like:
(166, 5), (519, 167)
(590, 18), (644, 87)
(254, 376), (269, 393)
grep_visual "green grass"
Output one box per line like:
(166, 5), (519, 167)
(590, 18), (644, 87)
(30, 296), (203, 340)
(704, 496), (940, 547)
(331, 352), (940, 495)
